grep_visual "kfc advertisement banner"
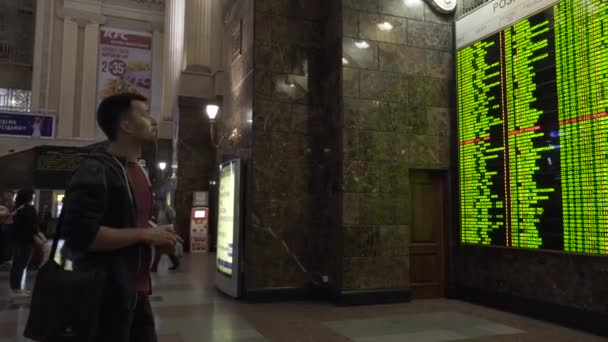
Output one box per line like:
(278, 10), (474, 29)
(97, 27), (153, 104)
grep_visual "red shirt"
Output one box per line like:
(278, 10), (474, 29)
(127, 162), (153, 295)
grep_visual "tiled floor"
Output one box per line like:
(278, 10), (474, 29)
(0, 254), (605, 341)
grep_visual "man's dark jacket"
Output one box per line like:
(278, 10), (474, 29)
(62, 151), (144, 310)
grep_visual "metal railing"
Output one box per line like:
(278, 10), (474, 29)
(0, 88), (32, 111)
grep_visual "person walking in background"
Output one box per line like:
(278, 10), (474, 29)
(0, 190), (15, 265)
(37, 204), (52, 237)
(10, 189), (38, 297)
(151, 200), (180, 272)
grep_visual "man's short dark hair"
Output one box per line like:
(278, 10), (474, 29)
(97, 93), (148, 141)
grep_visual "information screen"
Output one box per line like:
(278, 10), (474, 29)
(457, 0), (608, 254)
(217, 161), (237, 275)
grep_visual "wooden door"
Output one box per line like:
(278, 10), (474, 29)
(410, 170), (447, 299)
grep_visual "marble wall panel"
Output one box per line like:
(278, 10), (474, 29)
(246, 0), (331, 291)
(359, 13), (408, 45)
(455, 247), (608, 314)
(343, 226), (380, 258)
(255, 13), (272, 43)
(379, 225), (410, 256)
(426, 107), (450, 137)
(343, 8), (359, 38)
(379, 0), (424, 19)
(342, 38), (379, 70)
(342, 67), (360, 98)
(255, 0), (323, 20)
(409, 134), (449, 169)
(343, 0), (378, 12)
(408, 76), (450, 107)
(337, 0), (455, 295)
(255, 43), (310, 75)
(272, 74), (309, 104)
(272, 16), (322, 47)
(379, 43), (427, 76)
(342, 256), (409, 289)
(343, 192), (361, 225)
(359, 131), (397, 161)
(407, 19), (453, 51)
(342, 98), (380, 129)
(360, 70), (406, 101)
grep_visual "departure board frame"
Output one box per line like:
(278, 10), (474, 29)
(454, 0), (608, 256)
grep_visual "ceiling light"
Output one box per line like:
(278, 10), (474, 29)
(205, 104), (219, 120)
(355, 41), (370, 49)
(377, 21), (394, 31)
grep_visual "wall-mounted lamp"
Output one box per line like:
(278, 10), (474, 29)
(206, 104), (220, 147)
(158, 161), (167, 171)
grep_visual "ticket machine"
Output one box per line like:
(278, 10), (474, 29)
(190, 207), (209, 253)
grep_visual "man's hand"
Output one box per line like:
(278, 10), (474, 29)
(142, 225), (183, 248)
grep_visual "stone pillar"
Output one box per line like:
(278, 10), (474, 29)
(175, 97), (215, 251)
(58, 18), (78, 138)
(31, 0), (49, 109)
(184, 0), (223, 72)
(151, 29), (164, 122)
(79, 22), (99, 139)
(161, 0), (185, 121)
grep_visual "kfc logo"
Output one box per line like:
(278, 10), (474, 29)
(103, 30), (129, 41)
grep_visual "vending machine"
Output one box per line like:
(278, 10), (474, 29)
(190, 207), (209, 253)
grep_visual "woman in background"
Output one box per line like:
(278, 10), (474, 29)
(10, 189), (38, 297)
(0, 190), (15, 265)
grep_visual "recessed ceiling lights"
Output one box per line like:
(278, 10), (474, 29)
(377, 21), (394, 31)
(355, 41), (370, 49)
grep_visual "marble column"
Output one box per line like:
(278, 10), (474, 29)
(161, 0), (185, 121)
(58, 18), (78, 138)
(79, 22), (100, 139)
(184, 0), (223, 72)
(31, 0), (48, 110)
(151, 29), (164, 122)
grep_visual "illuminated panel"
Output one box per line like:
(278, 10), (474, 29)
(457, 0), (608, 254)
(457, 36), (506, 245)
(555, 0), (608, 254)
(502, 15), (559, 249)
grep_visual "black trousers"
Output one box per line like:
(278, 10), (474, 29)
(151, 250), (179, 271)
(96, 294), (157, 342)
(0, 224), (13, 263)
(10, 241), (32, 290)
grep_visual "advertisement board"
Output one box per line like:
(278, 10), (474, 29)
(97, 27), (152, 104)
(215, 159), (242, 298)
(0, 111), (54, 138)
(217, 162), (236, 275)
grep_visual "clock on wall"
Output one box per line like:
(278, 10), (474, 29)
(424, 0), (457, 13)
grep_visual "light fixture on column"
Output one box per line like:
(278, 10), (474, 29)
(206, 104), (220, 147)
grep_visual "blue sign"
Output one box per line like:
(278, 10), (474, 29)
(0, 111), (55, 138)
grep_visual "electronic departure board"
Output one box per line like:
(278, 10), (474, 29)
(456, 0), (608, 255)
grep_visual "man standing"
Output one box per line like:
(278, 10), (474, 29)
(62, 93), (182, 342)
